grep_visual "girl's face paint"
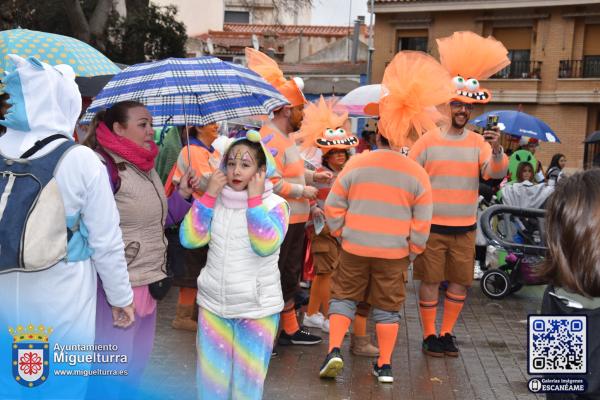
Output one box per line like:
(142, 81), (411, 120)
(226, 144), (259, 191)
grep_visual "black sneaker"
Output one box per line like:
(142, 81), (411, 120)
(271, 346), (279, 358)
(422, 334), (445, 357)
(372, 363), (394, 383)
(439, 333), (459, 357)
(319, 348), (343, 378)
(278, 328), (322, 345)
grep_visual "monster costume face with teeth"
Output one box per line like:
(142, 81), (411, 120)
(436, 31), (510, 104)
(295, 96), (357, 154)
(0, 54), (81, 157)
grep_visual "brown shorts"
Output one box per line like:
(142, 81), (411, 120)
(311, 232), (340, 274)
(331, 250), (409, 312)
(413, 230), (476, 287)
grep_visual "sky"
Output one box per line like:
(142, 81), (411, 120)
(311, 0), (373, 26)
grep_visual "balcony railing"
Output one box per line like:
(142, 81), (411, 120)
(559, 59), (600, 78)
(491, 61), (541, 79)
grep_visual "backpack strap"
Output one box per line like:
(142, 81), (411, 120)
(19, 134), (69, 159)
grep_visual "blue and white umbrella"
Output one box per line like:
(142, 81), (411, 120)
(470, 110), (560, 143)
(81, 56), (289, 126)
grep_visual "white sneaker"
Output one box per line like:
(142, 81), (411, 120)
(321, 318), (330, 333)
(303, 312), (325, 329)
(473, 261), (484, 280)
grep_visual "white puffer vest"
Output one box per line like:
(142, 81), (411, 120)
(197, 187), (286, 319)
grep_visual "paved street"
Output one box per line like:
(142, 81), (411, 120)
(142, 271), (544, 400)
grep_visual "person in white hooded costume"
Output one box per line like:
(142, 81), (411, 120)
(0, 55), (134, 399)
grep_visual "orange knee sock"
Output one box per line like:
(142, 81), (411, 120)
(328, 314), (352, 352)
(419, 300), (438, 338)
(353, 314), (367, 337)
(376, 323), (399, 367)
(306, 275), (323, 316)
(440, 291), (466, 336)
(178, 288), (197, 306)
(280, 305), (300, 335)
(318, 274), (331, 316)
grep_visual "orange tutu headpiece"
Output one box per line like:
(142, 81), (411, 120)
(296, 96), (356, 154)
(437, 31), (510, 104)
(245, 48), (306, 107)
(378, 51), (455, 148)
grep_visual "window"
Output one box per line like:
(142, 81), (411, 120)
(492, 28), (533, 78)
(224, 11), (250, 24)
(583, 25), (600, 78)
(396, 29), (428, 52)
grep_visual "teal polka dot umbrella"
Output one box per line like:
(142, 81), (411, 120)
(0, 29), (120, 77)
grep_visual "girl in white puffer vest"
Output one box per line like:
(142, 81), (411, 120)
(180, 130), (289, 400)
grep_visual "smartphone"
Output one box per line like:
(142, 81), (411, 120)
(485, 114), (499, 131)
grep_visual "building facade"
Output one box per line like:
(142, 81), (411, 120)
(372, 0), (600, 168)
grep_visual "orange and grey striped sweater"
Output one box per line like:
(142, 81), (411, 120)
(324, 149), (433, 259)
(260, 123), (314, 224)
(409, 128), (508, 232)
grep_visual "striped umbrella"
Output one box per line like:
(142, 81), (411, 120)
(0, 29), (120, 77)
(81, 56), (289, 127)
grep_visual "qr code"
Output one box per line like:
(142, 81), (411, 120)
(528, 315), (586, 374)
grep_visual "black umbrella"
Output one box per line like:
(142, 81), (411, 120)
(75, 63), (127, 98)
(584, 131), (600, 143)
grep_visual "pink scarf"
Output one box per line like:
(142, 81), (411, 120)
(96, 122), (158, 172)
(220, 181), (274, 209)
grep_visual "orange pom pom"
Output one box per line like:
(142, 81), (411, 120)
(437, 31), (510, 80)
(378, 51), (455, 147)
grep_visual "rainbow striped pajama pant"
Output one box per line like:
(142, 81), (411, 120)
(196, 307), (279, 400)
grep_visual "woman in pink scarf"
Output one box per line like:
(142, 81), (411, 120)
(83, 101), (198, 399)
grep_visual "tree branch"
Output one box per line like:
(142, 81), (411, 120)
(62, 0), (90, 42)
(89, 0), (113, 37)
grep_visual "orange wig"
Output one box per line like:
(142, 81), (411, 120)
(437, 31), (510, 103)
(378, 51), (455, 148)
(296, 96), (356, 153)
(245, 48), (306, 107)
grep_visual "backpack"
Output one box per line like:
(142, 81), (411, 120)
(0, 135), (82, 273)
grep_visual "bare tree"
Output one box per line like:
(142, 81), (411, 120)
(235, 0), (314, 24)
(62, 0), (113, 51)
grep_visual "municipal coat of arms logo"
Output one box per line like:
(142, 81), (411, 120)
(9, 324), (52, 388)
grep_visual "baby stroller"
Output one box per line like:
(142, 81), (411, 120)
(478, 182), (553, 299)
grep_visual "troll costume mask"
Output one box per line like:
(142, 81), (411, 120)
(378, 51), (455, 148)
(296, 96), (356, 154)
(245, 48), (305, 107)
(437, 31), (510, 104)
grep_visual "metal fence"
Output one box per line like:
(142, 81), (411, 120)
(559, 59), (600, 78)
(491, 61), (542, 79)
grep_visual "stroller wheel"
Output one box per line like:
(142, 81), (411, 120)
(480, 269), (511, 299)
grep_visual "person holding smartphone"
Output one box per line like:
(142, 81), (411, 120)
(410, 31), (510, 358)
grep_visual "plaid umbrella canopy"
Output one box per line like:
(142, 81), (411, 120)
(0, 29), (120, 77)
(81, 56), (289, 127)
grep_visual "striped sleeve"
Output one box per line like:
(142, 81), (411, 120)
(268, 146), (304, 199)
(324, 168), (350, 237)
(246, 200), (290, 257)
(408, 134), (428, 167)
(179, 194), (215, 249)
(478, 140), (509, 180)
(270, 168), (304, 199)
(409, 171), (433, 257)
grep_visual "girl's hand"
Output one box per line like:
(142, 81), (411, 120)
(178, 168), (200, 199)
(248, 170), (266, 198)
(206, 170), (227, 197)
